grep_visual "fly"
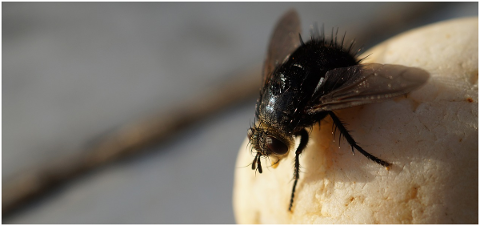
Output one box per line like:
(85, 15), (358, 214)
(247, 9), (429, 212)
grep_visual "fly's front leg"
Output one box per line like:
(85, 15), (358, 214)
(289, 128), (309, 212)
(328, 111), (391, 167)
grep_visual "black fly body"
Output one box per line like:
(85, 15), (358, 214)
(247, 9), (430, 212)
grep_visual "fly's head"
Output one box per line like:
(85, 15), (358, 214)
(247, 122), (294, 174)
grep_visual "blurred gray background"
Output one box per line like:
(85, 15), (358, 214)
(3, 2), (477, 223)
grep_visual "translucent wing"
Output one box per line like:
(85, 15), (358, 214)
(262, 9), (302, 85)
(307, 63), (430, 113)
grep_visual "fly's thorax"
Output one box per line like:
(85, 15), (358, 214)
(247, 122), (295, 167)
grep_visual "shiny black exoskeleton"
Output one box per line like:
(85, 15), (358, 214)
(255, 36), (358, 137)
(247, 9), (429, 212)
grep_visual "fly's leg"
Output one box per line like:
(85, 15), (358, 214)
(289, 129), (309, 212)
(328, 111), (391, 167)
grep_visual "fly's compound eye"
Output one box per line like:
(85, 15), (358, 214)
(247, 128), (254, 140)
(266, 136), (288, 155)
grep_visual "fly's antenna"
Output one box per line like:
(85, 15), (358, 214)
(252, 152), (263, 174)
(257, 155), (263, 173)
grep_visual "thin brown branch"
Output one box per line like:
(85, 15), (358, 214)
(2, 66), (262, 217)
